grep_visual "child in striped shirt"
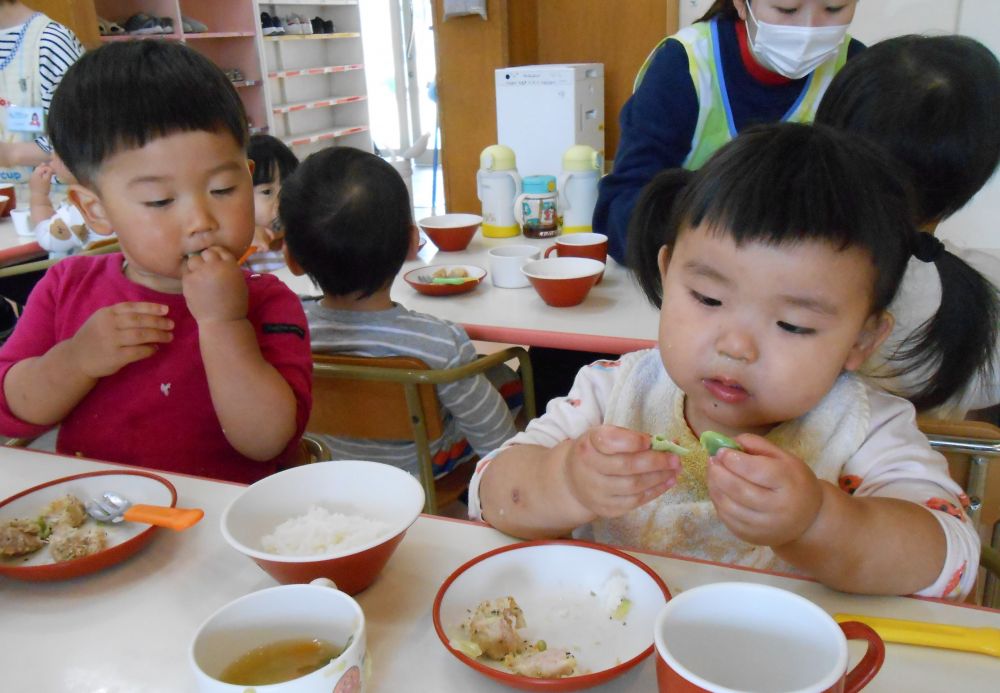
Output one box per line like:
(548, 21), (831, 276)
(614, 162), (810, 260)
(281, 146), (519, 479)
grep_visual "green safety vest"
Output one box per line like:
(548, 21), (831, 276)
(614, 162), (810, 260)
(633, 19), (851, 170)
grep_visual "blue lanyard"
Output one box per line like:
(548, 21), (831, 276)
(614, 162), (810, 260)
(0, 13), (41, 73)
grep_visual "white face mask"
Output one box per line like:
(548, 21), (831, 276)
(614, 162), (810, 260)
(744, 2), (850, 80)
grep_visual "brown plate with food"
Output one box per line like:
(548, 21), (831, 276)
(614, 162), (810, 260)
(0, 470), (176, 581)
(404, 264), (487, 296)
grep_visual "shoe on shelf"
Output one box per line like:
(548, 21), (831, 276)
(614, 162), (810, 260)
(159, 17), (174, 35)
(310, 17), (324, 34)
(123, 12), (162, 35)
(272, 16), (286, 35)
(296, 14), (313, 35)
(323, 19), (335, 34)
(182, 15), (208, 33)
(224, 68), (245, 83)
(261, 12), (277, 36)
(284, 15), (303, 35)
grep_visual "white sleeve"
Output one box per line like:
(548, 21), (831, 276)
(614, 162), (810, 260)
(844, 387), (981, 600)
(467, 358), (619, 521)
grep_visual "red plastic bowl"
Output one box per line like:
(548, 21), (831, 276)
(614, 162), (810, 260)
(521, 257), (605, 307)
(0, 470), (176, 581)
(419, 213), (482, 252)
(221, 460), (424, 594)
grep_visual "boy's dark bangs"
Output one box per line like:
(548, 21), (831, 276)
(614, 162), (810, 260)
(49, 42), (247, 182)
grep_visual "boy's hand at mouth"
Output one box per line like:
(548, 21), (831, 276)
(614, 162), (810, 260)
(182, 246), (248, 324)
(706, 434), (823, 547)
(562, 425), (682, 520)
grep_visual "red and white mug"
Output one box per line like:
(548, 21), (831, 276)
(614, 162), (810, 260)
(654, 582), (884, 693)
(544, 232), (608, 282)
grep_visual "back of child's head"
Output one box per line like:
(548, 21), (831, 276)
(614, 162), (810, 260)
(628, 121), (998, 412)
(48, 41), (248, 186)
(816, 34), (1000, 224)
(248, 134), (298, 187)
(281, 146), (412, 299)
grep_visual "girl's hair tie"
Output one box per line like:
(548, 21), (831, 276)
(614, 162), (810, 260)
(912, 232), (945, 263)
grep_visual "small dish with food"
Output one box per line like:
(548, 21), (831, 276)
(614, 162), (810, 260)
(221, 460), (424, 594)
(0, 470), (177, 581)
(404, 264), (487, 296)
(433, 540), (671, 691)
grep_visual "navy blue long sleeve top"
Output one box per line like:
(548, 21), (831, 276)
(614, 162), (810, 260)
(595, 18), (863, 263)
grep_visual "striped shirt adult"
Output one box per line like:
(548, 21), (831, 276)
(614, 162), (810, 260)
(0, 18), (84, 151)
(305, 300), (518, 479)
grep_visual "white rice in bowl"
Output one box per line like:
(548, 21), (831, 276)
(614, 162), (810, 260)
(261, 504), (389, 556)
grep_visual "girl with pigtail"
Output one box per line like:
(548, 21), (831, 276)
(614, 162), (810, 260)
(469, 122), (980, 601)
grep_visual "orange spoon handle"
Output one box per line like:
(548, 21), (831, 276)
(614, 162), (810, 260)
(123, 505), (205, 531)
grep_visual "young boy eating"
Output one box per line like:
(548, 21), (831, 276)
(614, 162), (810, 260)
(0, 41), (312, 482)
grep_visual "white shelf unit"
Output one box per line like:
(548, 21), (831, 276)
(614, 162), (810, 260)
(258, 1), (372, 156)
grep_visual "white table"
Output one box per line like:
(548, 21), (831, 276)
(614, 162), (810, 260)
(1, 448), (999, 692)
(274, 232), (659, 354)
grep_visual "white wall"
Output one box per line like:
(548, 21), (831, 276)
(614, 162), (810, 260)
(676, 0), (1000, 248)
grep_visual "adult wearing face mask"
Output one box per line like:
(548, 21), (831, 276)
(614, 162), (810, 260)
(596, 0), (863, 264)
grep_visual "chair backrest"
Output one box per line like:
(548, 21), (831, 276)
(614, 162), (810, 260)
(309, 353), (443, 441)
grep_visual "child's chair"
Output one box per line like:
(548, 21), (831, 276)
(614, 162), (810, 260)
(918, 417), (1000, 607)
(304, 347), (536, 514)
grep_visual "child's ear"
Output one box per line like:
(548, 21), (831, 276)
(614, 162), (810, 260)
(843, 311), (895, 372)
(247, 158), (255, 176)
(282, 244), (306, 276)
(68, 184), (114, 237)
(406, 224), (420, 261)
(656, 245), (671, 277)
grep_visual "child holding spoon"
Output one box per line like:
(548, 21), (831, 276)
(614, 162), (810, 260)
(473, 123), (982, 600)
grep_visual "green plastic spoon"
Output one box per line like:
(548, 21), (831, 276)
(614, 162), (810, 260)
(650, 435), (691, 455)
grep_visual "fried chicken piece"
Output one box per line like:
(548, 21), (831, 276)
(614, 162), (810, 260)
(504, 648), (578, 679)
(447, 267), (469, 278)
(48, 526), (107, 562)
(42, 495), (87, 530)
(432, 267), (449, 278)
(0, 519), (45, 557)
(466, 597), (527, 659)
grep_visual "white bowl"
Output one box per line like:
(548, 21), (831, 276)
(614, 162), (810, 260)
(433, 540), (671, 690)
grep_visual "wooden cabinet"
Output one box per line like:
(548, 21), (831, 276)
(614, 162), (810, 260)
(91, 0), (270, 135)
(258, 1), (371, 157)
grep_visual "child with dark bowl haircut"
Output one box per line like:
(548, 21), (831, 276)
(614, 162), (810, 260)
(0, 41), (312, 483)
(281, 146), (519, 480)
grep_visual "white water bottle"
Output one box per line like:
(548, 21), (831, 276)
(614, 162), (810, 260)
(476, 144), (521, 238)
(557, 145), (603, 234)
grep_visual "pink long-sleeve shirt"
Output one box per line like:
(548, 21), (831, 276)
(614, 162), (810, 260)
(0, 254), (312, 483)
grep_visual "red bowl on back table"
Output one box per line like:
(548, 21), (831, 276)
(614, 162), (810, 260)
(418, 213), (482, 251)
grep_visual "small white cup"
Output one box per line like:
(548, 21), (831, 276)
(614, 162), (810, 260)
(190, 578), (367, 692)
(488, 244), (540, 288)
(10, 208), (33, 237)
(654, 582), (884, 693)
